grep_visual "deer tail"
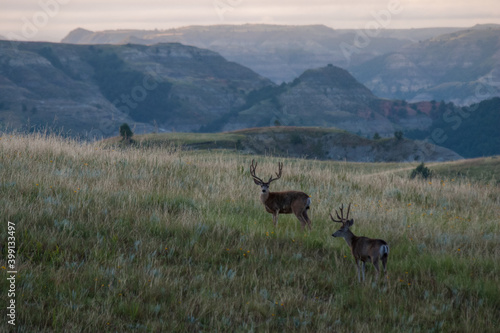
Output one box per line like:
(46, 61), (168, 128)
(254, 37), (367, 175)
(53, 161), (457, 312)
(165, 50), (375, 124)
(380, 244), (389, 257)
(306, 196), (311, 210)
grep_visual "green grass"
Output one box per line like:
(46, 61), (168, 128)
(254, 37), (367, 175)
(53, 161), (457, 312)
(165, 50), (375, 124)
(137, 132), (245, 147)
(1, 132), (499, 332)
(428, 156), (500, 183)
(102, 132), (246, 150)
(101, 126), (359, 152)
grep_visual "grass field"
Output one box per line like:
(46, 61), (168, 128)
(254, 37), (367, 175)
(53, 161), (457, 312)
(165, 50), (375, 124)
(1, 132), (499, 332)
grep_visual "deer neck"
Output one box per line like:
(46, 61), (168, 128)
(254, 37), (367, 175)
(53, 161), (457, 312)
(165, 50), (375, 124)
(342, 229), (357, 248)
(260, 191), (270, 204)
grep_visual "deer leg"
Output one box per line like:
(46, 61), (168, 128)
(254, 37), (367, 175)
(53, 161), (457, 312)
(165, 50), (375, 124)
(294, 212), (307, 230)
(362, 262), (366, 282)
(381, 256), (388, 280)
(273, 211), (279, 228)
(302, 210), (312, 230)
(356, 259), (361, 283)
(373, 260), (380, 281)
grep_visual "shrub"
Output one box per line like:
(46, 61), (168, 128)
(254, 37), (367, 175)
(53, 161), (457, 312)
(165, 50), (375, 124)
(119, 123), (133, 141)
(410, 162), (432, 179)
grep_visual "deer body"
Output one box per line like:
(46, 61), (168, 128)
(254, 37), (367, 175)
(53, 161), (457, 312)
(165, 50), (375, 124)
(331, 204), (389, 282)
(261, 191), (310, 214)
(251, 160), (312, 230)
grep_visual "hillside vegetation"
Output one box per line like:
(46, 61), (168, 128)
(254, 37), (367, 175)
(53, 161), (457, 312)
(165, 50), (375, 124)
(1, 132), (499, 332)
(407, 97), (500, 158)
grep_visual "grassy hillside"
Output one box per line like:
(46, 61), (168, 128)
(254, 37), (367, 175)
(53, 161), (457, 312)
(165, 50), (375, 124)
(429, 156), (500, 183)
(1, 133), (499, 332)
(102, 126), (462, 163)
(102, 131), (246, 150)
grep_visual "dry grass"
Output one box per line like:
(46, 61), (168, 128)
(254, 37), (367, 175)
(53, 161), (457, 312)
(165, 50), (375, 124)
(1, 132), (499, 332)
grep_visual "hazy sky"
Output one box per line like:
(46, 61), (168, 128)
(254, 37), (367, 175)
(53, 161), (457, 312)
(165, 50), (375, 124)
(1, 0), (499, 42)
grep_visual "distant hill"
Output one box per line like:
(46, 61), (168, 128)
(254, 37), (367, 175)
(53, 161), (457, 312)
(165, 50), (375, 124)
(0, 41), (271, 137)
(351, 25), (500, 105)
(61, 24), (463, 84)
(203, 64), (499, 159)
(209, 65), (440, 137)
(103, 126), (463, 163)
(60, 24), (500, 104)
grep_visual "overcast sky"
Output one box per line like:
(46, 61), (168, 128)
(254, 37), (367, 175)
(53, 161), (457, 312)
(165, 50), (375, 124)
(1, 0), (499, 42)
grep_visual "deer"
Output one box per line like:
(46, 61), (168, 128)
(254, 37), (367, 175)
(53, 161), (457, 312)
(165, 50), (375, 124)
(250, 160), (312, 230)
(330, 203), (389, 282)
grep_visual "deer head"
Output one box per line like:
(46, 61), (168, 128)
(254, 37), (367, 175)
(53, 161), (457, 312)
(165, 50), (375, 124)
(250, 160), (282, 194)
(331, 203), (354, 237)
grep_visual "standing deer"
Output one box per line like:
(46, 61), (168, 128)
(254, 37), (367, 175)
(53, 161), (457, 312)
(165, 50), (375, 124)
(250, 160), (312, 230)
(331, 203), (389, 282)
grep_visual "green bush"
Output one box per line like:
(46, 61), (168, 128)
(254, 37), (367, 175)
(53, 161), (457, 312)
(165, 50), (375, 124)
(119, 123), (133, 141)
(410, 162), (432, 179)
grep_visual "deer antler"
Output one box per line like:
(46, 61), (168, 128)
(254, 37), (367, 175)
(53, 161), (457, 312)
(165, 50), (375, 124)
(251, 160), (283, 185)
(330, 203), (351, 224)
(250, 159), (265, 185)
(268, 162), (283, 183)
(330, 212), (343, 223)
(345, 203), (351, 220)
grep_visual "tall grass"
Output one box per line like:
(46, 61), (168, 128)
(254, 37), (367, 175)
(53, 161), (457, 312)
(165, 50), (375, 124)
(1, 132), (499, 332)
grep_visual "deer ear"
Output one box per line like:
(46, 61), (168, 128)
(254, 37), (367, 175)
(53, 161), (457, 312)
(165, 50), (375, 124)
(253, 178), (262, 185)
(347, 219), (354, 227)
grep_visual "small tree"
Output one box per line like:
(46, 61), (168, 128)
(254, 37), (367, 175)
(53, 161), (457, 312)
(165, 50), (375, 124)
(119, 123), (133, 142)
(394, 130), (403, 141)
(410, 162), (432, 179)
(373, 132), (381, 140)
